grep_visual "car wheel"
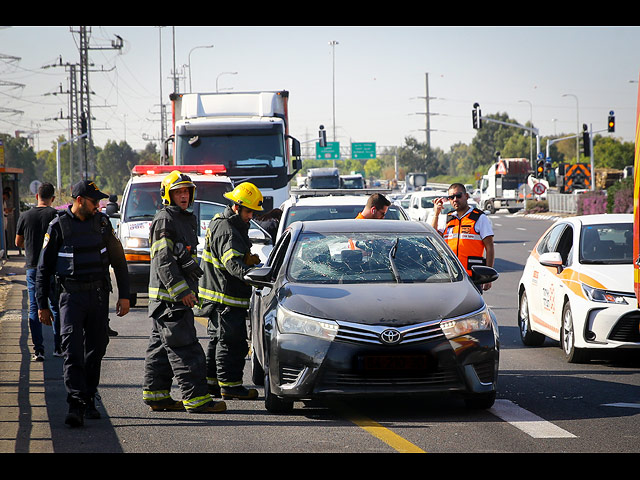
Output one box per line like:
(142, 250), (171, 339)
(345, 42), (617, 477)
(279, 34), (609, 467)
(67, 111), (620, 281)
(464, 391), (496, 409)
(264, 371), (294, 414)
(518, 290), (545, 346)
(561, 302), (589, 363)
(251, 349), (264, 386)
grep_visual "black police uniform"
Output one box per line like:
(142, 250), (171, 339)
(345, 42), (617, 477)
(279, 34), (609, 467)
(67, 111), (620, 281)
(36, 181), (129, 426)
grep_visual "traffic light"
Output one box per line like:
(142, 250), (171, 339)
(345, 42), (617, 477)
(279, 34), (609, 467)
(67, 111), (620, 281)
(582, 124), (590, 157)
(472, 103), (482, 129)
(318, 125), (327, 147)
(608, 111), (615, 132)
(536, 159), (544, 179)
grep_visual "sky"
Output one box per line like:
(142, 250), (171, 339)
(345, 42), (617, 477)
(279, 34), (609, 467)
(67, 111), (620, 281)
(1, 25), (639, 160)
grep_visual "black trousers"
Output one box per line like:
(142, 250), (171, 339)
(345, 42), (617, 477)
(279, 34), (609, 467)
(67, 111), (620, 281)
(59, 288), (110, 405)
(206, 306), (249, 387)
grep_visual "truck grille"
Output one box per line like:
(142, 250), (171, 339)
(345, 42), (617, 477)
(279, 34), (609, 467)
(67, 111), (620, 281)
(335, 319), (444, 346)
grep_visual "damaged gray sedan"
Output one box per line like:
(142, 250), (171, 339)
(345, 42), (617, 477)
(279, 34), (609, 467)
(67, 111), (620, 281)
(246, 219), (499, 413)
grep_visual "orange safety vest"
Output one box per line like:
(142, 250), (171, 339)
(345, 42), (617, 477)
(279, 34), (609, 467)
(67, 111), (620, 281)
(443, 208), (486, 275)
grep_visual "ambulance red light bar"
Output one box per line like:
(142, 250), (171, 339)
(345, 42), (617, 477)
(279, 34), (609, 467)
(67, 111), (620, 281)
(132, 164), (227, 176)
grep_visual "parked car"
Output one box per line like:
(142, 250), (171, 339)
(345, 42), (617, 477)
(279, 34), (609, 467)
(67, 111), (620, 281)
(517, 214), (639, 362)
(246, 219), (499, 413)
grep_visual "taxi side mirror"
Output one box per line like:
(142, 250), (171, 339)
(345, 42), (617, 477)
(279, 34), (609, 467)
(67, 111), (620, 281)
(539, 252), (563, 272)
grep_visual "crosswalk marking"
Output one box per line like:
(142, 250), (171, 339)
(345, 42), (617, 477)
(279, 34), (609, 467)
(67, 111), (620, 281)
(490, 399), (577, 438)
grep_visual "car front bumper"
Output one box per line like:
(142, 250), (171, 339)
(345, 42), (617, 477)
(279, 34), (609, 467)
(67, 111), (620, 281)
(267, 319), (499, 400)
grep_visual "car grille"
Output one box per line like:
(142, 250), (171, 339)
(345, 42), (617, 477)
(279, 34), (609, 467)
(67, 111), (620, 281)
(608, 311), (640, 343)
(335, 319), (445, 346)
(318, 366), (461, 389)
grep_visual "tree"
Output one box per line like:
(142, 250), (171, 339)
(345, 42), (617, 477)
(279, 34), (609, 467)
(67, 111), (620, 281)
(96, 140), (139, 195)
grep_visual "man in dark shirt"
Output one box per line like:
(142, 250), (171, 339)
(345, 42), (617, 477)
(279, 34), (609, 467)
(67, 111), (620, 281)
(15, 182), (61, 361)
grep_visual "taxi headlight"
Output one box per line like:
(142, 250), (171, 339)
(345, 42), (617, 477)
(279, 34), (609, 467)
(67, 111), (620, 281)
(582, 284), (628, 304)
(440, 308), (492, 339)
(124, 236), (149, 249)
(276, 305), (338, 340)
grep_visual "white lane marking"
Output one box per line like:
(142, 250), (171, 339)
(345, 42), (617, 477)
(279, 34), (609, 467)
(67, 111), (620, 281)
(489, 400), (577, 438)
(602, 402), (640, 409)
(516, 227), (527, 230)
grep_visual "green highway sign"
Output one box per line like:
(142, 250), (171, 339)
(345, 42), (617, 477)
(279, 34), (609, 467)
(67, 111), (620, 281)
(316, 141), (340, 160)
(351, 142), (376, 159)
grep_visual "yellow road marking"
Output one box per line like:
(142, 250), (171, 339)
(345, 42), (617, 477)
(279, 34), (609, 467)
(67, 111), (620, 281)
(332, 401), (426, 453)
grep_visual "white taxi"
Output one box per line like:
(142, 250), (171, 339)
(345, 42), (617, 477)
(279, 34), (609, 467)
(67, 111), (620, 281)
(517, 214), (639, 363)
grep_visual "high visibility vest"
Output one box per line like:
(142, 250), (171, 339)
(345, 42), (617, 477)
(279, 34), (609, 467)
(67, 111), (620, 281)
(443, 208), (486, 275)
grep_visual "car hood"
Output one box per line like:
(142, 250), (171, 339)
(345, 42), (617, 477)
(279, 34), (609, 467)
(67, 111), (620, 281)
(574, 263), (634, 293)
(278, 280), (485, 326)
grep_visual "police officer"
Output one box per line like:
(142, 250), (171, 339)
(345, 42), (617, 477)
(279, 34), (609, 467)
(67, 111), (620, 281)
(199, 182), (263, 400)
(37, 180), (130, 428)
(142, 170), (226, 414)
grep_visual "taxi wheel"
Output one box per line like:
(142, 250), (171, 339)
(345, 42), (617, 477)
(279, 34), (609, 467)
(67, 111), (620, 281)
(264, 371), (294, 414)
(518, 290), (545, 346)
(561, 302), (589, 363)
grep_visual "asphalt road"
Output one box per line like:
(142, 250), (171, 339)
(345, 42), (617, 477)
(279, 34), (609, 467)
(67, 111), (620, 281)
(7, 212), (640, 453)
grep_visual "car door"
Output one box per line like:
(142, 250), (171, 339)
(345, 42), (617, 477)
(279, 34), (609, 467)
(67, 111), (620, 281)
(534, 223), (572, 340)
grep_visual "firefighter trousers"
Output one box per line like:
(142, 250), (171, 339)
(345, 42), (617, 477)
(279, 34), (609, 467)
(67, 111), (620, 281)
(206, 306), (249, 387)
(143, 304), (209, 403)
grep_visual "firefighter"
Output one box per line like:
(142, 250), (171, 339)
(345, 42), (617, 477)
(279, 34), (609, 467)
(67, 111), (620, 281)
(199, 182), (263, 400)
(142, 170), (226, 414)
(431, 183), (495, 290)
(36, 180), (130, 427)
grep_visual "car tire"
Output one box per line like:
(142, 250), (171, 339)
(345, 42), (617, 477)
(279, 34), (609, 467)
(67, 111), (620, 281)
(518, 290), (545, 346)
(561, 302), (589, 363)
(251, 350), (265, 386)
(264, 371), (294, 414)
(464, 391), (496, 410)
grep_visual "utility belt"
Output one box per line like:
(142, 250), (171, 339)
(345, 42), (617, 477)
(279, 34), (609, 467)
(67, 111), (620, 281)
(58, 275), (111, 294)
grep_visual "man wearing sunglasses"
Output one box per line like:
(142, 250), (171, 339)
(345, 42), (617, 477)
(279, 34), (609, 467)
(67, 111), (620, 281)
(431, 183), (494, 291)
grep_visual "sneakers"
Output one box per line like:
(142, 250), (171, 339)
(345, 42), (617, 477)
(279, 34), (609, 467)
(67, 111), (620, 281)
(187, 400), (227, 414)
(221, 386), (258, 400)
(32, 351), (44, 362)
(146, 398), (185, 412)
(65, 402), (85, 428)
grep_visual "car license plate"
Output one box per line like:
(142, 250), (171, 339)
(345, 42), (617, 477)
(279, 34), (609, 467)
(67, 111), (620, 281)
(360, 354), (433, 372)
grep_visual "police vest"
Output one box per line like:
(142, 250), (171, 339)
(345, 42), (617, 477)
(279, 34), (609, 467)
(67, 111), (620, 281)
(443, 208), (486, 275)
(55, 212), (111, 278)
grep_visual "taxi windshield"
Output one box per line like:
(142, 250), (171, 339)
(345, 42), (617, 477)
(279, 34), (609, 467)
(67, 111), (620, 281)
(580, 223), (633, 264)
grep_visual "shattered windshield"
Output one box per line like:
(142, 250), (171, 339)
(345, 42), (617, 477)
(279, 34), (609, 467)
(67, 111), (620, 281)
(288, 232), (464, 284)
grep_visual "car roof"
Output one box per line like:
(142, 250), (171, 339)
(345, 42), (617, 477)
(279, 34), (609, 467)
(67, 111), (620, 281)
(292, 218), (435, 235)
(558, 213), (633, 227)
(284, 194), (377, 207)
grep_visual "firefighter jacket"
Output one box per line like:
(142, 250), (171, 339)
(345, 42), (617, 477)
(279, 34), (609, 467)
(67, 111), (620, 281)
(443, 207), (488, 276)
(36, 206), (129, 307)
(199, 206), (254, 310)
(148, 205), (199, 306)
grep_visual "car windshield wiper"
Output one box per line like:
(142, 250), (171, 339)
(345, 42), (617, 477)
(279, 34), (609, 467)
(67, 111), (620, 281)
(127, 214), (155, 220)
(388, 237), (401, 283)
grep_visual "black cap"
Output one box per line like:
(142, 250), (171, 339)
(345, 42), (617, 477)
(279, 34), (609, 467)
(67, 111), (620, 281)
(71, 180), (109, 201)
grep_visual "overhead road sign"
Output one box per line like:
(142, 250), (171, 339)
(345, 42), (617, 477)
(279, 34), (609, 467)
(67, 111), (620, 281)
(351, 142), (376, 160)
(316, 141), (340, 160)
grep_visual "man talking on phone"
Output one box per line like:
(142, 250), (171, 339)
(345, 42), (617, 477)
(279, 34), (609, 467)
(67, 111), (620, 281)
(431, 183), (494, 291)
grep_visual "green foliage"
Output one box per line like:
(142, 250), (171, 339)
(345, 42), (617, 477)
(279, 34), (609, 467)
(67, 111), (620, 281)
(606, 177), (633, 213)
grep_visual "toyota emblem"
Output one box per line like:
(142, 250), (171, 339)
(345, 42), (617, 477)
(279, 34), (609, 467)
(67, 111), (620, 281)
(380, 328), (401, 345)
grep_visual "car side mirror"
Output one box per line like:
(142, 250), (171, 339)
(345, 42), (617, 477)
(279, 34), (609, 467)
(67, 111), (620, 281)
(470, 265), (499, 285)
(539, 251), (563, 272)
(244, 266), (274, 289)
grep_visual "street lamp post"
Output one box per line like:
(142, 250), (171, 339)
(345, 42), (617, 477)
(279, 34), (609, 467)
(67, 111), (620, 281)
(329, 40), (339, 168)
(562, 93), (580, 162)
(188, 44), (214, 93)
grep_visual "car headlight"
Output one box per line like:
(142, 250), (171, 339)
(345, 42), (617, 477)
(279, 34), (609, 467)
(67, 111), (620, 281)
(276, 305), (339, 340)
(124, 236), (149, 249)
(440, 308), (492, 339)
(582, 284), (628, 304)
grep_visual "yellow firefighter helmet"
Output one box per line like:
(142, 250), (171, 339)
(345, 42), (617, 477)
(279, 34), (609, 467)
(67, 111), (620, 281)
(160, 170), (196, 206)
(223, 182), (264, 211)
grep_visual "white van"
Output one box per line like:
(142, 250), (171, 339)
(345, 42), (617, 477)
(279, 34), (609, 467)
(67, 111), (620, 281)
(407, 190), (446, 222)
(110, 164), (236, 306)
